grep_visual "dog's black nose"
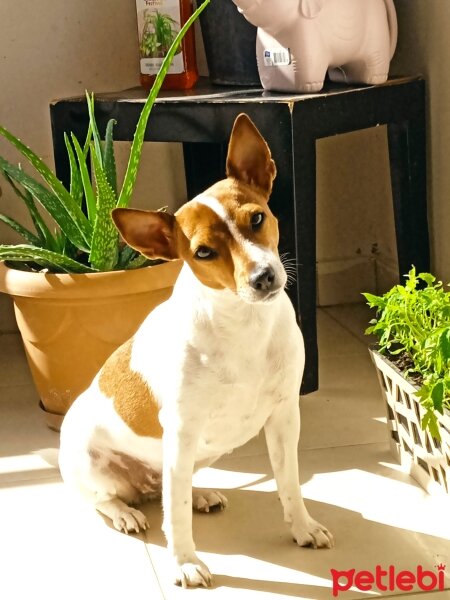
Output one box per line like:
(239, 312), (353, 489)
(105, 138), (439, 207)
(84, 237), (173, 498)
(249, 266), (276, 291)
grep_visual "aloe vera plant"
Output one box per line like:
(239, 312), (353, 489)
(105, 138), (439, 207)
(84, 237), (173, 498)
(0, 0), (210, 274)
(140, 11), (180, 58)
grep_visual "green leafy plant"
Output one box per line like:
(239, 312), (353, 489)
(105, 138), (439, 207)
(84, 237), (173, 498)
(364, 266), (450, 438)
(0, 0), (210, 274)
(140, 10), (180, 58)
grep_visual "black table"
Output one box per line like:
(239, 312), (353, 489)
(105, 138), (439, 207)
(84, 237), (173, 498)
(50, 75), (429, 394)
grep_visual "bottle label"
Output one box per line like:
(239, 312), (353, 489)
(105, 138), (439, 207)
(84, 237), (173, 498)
(136, 0), (184, 75)
(263, 48), (291, 67)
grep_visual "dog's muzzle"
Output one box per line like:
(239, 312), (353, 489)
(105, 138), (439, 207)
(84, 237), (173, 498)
(249, 266), (276, 292)
(239, 264), (286, 304)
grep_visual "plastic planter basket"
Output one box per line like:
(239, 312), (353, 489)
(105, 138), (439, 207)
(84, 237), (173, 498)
(370, 348), (450, 496)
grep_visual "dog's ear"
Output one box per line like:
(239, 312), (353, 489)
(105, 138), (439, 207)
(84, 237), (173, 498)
(226, 113), (276, 197)
(112, 208), (178, 260)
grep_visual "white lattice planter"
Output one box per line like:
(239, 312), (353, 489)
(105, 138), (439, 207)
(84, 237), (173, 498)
(370, 348), (450, 496)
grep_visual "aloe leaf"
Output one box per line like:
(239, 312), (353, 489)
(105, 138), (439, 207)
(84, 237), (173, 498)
(1, 171), (57, 250)
(83, 123), (93, 157)
(0, 125), (92, 248)
(0, 213), (41, 245)
(0, 157), (90, 252)
(71, 133), (96, 222)
(0, 244), (96, 273)
(64, 133), (84, 207)
(88, 146), (119, 271)
(127, 253), (152, 270)
(102, 118), (118, 195)
(117, 0), (211, 208)
(117, 244), (136, 270)
(86, 92), (103, 168)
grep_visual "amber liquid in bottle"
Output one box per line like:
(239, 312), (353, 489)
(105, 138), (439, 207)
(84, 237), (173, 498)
(137, 0), (198, 91)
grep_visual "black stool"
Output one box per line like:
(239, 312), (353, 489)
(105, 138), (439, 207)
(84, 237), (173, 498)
(50, 75), (430, 394)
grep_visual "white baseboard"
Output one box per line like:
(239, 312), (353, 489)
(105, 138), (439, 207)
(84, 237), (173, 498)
(317, 255), (398, 306)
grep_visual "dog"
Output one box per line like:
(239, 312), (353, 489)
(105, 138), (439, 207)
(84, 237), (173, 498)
(58, 113), (333, 588)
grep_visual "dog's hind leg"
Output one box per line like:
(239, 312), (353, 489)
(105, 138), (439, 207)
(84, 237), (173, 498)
(59, 432), (155, 535)
(96, 498), (149, 534)
(192, 489), (228, 513)
(192, 455), (228, 513)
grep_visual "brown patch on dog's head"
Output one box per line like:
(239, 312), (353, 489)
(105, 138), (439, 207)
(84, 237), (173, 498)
(174, 179), (280, 294)
(98, 339), (163, 438)
(111, 114), (286, 302)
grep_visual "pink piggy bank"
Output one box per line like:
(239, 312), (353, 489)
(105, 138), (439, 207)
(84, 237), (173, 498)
(232, 0), (398, 93)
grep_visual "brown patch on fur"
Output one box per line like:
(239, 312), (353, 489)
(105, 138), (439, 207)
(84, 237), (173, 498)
(98, 339), (163, 438)
(174, 178), (280, 292)
(175, 201), (236, 290)
(107, 451), (162, 498)
(88, 447), (162, 503)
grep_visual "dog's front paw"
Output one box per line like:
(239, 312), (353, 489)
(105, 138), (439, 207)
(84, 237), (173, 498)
(292, 518), (334, 549)
(174, 558), (212, 588)
(112, 507), (149, 534)
(193, 489), (228, 513)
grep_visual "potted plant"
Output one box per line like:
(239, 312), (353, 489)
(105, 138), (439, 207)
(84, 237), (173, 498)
(364, 267), (450, 496)
(0, 0), (210, 430)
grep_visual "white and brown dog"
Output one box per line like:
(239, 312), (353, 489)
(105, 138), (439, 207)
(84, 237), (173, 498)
(59, 113), (333, 588)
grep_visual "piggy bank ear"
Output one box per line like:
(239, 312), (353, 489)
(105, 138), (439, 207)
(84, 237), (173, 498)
(300, 0), (325, 19)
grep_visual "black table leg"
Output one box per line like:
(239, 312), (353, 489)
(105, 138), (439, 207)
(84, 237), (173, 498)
(293, 134), (318, 394)
(182, 142), (227, 199)
(387, 114), (430, 279)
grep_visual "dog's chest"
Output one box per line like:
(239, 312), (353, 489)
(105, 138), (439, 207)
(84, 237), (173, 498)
(186, 316), (293, 454)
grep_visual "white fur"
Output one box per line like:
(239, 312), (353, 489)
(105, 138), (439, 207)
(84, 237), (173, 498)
(59, 194), (333, 589)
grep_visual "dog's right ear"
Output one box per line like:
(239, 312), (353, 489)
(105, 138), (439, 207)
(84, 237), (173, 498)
(226, 113), (276, 197)
(112, 208), (178, 260)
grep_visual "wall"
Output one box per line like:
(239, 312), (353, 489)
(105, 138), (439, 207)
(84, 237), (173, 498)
(0, 1), (443, 331)
(316, 126), (398, 306)
(390, 0), (449, 284)
(318, 0), (450, 298)
(0, 0), (196, 331)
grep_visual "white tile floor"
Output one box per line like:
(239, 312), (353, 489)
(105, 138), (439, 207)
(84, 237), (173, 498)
(0, 305), (449, 600)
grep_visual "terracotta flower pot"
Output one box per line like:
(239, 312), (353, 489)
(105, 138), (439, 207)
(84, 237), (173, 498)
(0, 260), (182, 430)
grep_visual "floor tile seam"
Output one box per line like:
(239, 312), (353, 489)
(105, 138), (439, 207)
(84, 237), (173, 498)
(223, 441), (387, 464)
(299, 440), (388, 451)
(229, 440), (387, 459)
(301, 440), (386, 451)
(321, 306), (370, 349)
(0, 473), (61, 486)
(143, 540), (167, 599)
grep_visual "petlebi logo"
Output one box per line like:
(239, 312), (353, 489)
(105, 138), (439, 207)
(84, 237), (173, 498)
(331, 564), (446, 597)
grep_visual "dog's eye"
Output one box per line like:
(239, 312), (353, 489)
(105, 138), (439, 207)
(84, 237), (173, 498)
(194, 246), (217, 260)
(250, 212), (265, 230)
